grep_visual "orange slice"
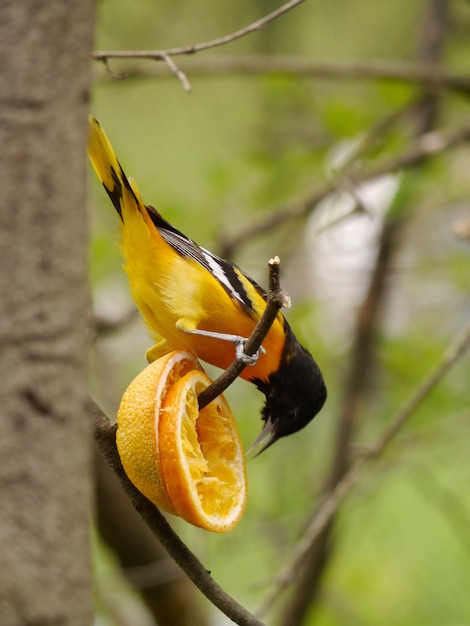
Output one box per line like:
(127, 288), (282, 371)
(159, 369), (247, 532)
(116, 350), (247, 532)
(116, 350), (197, 514)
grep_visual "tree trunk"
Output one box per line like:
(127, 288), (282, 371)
(0, 2), (95, 624)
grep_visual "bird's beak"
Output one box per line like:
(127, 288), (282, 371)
(246, 417), (276, 457)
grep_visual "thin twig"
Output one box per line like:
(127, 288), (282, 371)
(220, 122), (470, 256)
(92, 402), (266, 626)
(93, 1), (306, 62)
(94, 55), (470, 95)
(198, 256), (290, 409)
(256, 317), (470, 617)
(161, 53), (192, 93)
(328, 99), (420, 178)
(308, 101), (419, 236)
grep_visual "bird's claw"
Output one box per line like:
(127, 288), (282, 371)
(234, 337), (266, 366)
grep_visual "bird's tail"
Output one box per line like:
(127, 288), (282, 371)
(88, 116), (145, 221)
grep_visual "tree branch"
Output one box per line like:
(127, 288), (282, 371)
(94, 55), (470, 96)
(198, 256), (289, 409)
(256, 316), (470, 618)
(220, 121), (470, 257)
(92, 402), (266, 626)
(283, 211), (404, 626)
(161, 53), (191, 93)
(278, 5), (451, 621)
(93, 1), (306, 63)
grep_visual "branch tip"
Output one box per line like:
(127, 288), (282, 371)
(162, 53), (192, 93)
(280, 292), (292, 309)
(197, 257), (286, 410)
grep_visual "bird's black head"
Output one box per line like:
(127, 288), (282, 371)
(251, 323), (327, 455)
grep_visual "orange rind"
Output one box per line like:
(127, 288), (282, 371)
(116, 350), (247, 532)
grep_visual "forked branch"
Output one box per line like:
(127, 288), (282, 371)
(93, 0), (306, 63)
(220, 121), (470, 256)
(198, 256), (290, 409)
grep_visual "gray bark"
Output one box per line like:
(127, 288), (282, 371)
(0, 1), (95, 624)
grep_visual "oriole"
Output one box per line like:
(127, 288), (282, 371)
(88, 116), (326, 453)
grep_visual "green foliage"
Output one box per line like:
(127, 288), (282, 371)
(90, 1), (470, 624)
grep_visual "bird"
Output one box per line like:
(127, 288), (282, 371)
(88, 116), (326, 453)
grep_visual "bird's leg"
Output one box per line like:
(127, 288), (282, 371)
(145, 339), (173, 363)
(176, 320), (265, 366)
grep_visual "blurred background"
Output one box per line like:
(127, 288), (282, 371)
(88, 1), (470, 624)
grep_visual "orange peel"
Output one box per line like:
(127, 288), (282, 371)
(116, 350), (247, 532)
